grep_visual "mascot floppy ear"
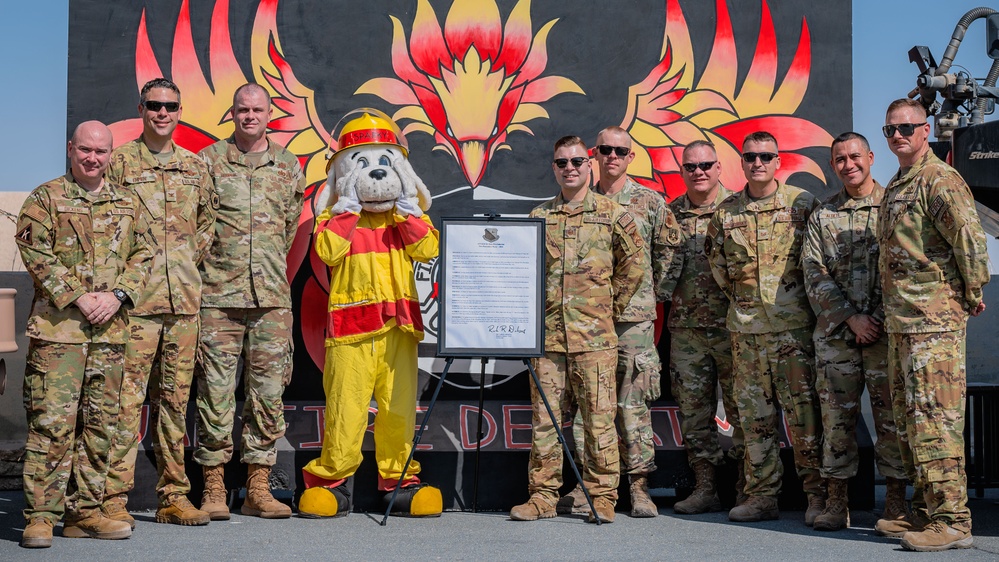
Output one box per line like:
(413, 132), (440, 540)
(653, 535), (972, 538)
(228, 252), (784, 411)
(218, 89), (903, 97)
(394, 157), (432, 212)
(330, 157), (363, 215)
(313, 171), (335, 213)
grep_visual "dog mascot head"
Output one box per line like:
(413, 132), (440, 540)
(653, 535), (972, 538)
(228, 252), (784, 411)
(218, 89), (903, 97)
(319, 109), (431, 215)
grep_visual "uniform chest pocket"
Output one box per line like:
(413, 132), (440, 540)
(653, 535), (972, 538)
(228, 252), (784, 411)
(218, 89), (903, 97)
(724, 224), (754, 256)
(883, 200), (914, 236)
(685, 232), (703, 260)
(211, 173), (241, 204)
(179, 178), (203, 221)
(577, 215), (612, 258)
(821, 224), (842, 264)
(773, 210), (806, 247)
(544, 221), (562, 260)
(55, 212), (90, 267)
(109, 207), (135, 257)
(135, 185), (165, 220)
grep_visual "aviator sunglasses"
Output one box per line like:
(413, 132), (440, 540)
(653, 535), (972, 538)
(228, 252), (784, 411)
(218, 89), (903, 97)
(681, 161), (717, 173)
(741, 152), (778, 164)
(554, 157), (589, 169)
(595, 145), (631, 157)
(881, 122), (926, 138)
(142, 100), (180, 112)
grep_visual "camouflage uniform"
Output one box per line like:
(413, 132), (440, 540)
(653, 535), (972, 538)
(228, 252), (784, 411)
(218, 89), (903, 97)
(104, 138), (217, 506)
(705, 181), (823, 498)
(15, 174), (151, 523)
(669, 186), (744, 466)
(194, 137), (304, 468)
(802, 183), (905, 480)
(571, 178), (681, 474)
(528, 190), (644, 505)
(877, 151), (989, 530)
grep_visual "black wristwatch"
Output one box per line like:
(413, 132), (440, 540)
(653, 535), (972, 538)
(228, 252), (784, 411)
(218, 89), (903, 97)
(112, 288), (129, 304)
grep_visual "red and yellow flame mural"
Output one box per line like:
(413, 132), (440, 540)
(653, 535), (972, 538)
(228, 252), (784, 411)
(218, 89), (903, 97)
(621, 0), (832, 199)
(356, 0), (583, 187)
(108, 0), (836, 370)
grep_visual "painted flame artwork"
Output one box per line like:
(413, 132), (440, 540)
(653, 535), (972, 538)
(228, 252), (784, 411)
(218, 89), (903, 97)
(621, 0), (833, 199)
(107, 0), (837, 370)
(356, 0), (583, 188)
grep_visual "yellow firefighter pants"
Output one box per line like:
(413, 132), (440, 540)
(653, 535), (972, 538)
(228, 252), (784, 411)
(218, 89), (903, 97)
(303, 329), (422, 488)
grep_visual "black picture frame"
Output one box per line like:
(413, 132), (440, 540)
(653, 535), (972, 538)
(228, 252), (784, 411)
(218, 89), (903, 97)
(437, 217), (545, 358)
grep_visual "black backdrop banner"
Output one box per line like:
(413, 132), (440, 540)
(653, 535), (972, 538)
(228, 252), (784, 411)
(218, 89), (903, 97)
(67, 0), (851, 448)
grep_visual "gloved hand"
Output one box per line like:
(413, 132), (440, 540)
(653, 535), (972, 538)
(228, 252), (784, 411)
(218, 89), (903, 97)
(331, 177), (362, 215)
(394, 196), (423, 218)
(336, 195), (362, 215)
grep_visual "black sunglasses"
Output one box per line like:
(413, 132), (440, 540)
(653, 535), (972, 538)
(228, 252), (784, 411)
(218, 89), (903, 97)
(741, 152), (778, 164)
(881, 122), (926, 138)
(596, 145), (631, 157)
(554, 157), (589, 169)
(142, 100), (180, 113)
(681, 161), (717, 173)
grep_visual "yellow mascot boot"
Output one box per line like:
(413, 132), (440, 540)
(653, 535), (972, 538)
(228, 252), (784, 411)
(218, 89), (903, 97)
(298, 482), (351, 518)
(385, 483), (443, 517)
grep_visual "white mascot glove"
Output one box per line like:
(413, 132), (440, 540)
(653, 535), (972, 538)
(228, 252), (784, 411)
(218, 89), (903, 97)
(394, 196), (422, 218)
(331, 174), (363, 215)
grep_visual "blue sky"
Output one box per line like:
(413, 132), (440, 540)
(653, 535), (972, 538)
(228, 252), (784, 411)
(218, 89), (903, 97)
(0, 1), (994, 191)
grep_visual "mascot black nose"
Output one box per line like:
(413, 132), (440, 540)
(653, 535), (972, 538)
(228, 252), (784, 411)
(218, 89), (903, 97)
(369, 169), (387, 180)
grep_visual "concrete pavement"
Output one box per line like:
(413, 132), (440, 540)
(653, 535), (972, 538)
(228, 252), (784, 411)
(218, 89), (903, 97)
(1, 487), (996, 560)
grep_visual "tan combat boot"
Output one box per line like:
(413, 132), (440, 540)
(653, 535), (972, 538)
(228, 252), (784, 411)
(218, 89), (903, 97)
(100, 494), (135, 530)
(901, 520), (974, 551)
(813, 478), (849, 531)
(63, 512), (132, 539)
(242, 464), (292, 518)
(156, 494), (210, 526)
(880, 476), (908, 522)
(21, 517), (53, 548)
(674, 459), (723, 514)
(588, 496), (616, 523)
(629, 474), (657, 518)
(876, 510), (931, 538)
(555, 483), (589, 515)
(804, 492), (826, 527)
(201, 464), (230, 521)
(510, 494), (556, 521)
(728, 495), (779, 522)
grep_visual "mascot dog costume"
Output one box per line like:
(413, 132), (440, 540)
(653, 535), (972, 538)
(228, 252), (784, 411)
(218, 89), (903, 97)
(299, 109), (442, 518)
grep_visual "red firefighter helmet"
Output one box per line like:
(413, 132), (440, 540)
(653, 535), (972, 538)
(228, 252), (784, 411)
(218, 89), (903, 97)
(325, 108), (408, 172)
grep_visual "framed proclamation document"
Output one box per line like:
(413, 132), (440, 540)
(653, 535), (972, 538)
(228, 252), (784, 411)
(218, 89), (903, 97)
(437, 217), (545, 358)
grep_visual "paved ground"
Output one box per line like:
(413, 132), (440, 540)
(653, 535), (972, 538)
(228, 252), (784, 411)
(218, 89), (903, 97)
(0, 488), (996, 560)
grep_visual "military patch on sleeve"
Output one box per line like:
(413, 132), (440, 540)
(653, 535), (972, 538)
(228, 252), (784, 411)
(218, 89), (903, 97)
(211, 192), (220, 210)
(666, 225), (681, 246)
(24, 205), (48, 224)
(617, 212), (644, 248)
(616, 212), (635, 230)
(928, 195), (948, 220)
(14, 223), (32, 246)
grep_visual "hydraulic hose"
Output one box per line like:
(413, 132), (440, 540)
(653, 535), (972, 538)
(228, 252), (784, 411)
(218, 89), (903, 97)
(935, 7), (997, 75)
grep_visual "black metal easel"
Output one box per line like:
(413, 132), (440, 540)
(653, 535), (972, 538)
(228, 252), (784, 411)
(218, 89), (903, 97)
(380, 356), (600, 525)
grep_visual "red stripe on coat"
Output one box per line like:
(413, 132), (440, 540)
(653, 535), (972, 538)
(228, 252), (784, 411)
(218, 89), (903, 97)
(344, 226), (405, 256)
(316, 212), (360, 239)
(397, 214), (431, 245)
(328, 298), (424, 339)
